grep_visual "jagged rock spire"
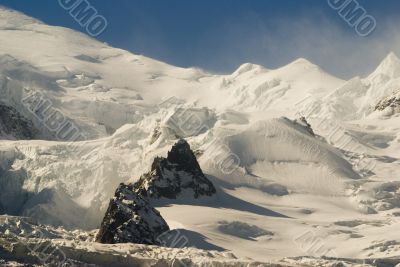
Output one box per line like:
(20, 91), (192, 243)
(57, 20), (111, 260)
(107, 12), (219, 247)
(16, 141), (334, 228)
(134, 139), (216, 199)
(97, 139), (216, 245)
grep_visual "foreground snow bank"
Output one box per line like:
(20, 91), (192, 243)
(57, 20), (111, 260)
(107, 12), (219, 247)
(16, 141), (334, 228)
(1, 216), (398, 267)
(0, 216), (288, 267)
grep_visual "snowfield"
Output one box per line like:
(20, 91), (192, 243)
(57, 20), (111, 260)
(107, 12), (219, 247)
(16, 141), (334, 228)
(1, 7), (400, 267)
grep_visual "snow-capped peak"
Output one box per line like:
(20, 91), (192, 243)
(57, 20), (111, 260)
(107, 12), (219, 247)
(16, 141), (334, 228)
(276, 57), (324, 76)
(288, 57), (318, 68)
(369, 52), (400, 80)
(232, 63), (267, 77)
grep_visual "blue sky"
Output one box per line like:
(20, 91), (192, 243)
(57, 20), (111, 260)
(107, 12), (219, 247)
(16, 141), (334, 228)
(1, 0), (400, 78)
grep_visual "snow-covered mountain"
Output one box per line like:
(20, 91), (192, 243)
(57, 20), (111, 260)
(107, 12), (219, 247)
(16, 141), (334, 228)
(305, 52), (400, 121)
(1, 7), (400, 267)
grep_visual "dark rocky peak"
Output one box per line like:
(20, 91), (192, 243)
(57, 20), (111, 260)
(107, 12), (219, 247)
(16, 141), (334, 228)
(167, 139), (204, 176)
(97, 139), (216, 245)
(167, 139), (202, 170)
(96, 183), (169, 245)
(134, 139), (216, 199)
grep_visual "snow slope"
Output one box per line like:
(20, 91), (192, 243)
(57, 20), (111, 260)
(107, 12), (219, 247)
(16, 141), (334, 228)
(1, 7), (400, 266)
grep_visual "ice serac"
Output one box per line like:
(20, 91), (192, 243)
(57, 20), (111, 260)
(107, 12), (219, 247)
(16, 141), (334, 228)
(96, 183), (169, 245)
(134, 139), (216, 199)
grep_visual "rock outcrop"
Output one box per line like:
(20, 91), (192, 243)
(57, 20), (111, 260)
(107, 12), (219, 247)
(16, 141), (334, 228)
(0, 104), (38, 140)
(375, 93), (400, 114)
(294, 116), (315, 137)
(97, 139), (216, 245)
(96, 183), (169, 245)
(133, 139), (216, 199)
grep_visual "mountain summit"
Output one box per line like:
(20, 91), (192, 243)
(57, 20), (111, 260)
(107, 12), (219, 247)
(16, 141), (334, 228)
(369, 52), (400, 80)
(134, 139), (216, 199)
(96, 139), (215, 245)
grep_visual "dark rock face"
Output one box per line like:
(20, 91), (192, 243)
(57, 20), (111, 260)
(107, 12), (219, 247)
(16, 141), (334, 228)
(375, 94), (400, 113)
(294, 116), (315, 137)
(97, 139), (215, 245)
(96, 183), (169, 245)
(134, 139), (216, 199)
(0, 104), (38, 140)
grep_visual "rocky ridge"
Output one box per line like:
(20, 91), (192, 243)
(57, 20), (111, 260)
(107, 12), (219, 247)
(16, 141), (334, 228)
(134, 139), (216, 199)
(96, 139), (216, 245)
(375, 92), (400, 115)
(95, 183), (169, 245)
